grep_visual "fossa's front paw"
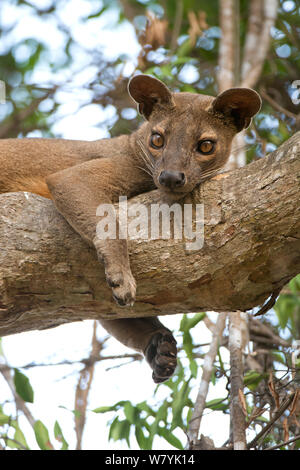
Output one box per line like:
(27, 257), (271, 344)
(105, 266), (136, 307)
(145, 332), (177, 383)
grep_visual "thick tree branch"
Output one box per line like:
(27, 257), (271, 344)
(0, 132), (299, 336)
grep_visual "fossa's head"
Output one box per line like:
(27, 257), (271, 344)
(128, 75), (261, 199)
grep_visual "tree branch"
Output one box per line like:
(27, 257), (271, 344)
(229, 312), (247, 450)
(265, 433), (300, 450)
(218, 0), (236, 92)
(240, 0), (278, 89)
(241, 0), (263, 83)
(187, 312), (227, 446)
(0, 132), (299, 336)
(247, 392), (296, 449)
(74, 321), (102, 450)
(0, 364), (35, 429)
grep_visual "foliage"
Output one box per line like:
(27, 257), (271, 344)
(92, 297), (300, 450)
(0, 354), (68, 450)
(92, 313), (206, 450)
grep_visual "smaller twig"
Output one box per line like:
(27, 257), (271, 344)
(228, 312), (247, 450)
(170, 0), (184, 52)
(259, 87), (297, 120)
(0, 366), (35, 429)
(0, 86), (57, 139)
(105, 358), (138, 371)
(0, 351), (142, 371)
(187, 313), (227, 446)
(265, 434), (300, 451)
(246, 406), (268, 428)
(0, 435), (28, 451)
(75, 321), (103, 450)
(249, 317), (290, 347)
(247, 392), (296, 449)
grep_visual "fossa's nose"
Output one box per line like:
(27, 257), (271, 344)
(158, 170), (186, 190)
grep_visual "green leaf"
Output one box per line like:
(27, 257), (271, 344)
(155, 400), (169, 424)
(180, 313), (205, 378)
(14, 427), (28, 449)
(13, 369), (34, 403)
(180, 312), (206, 332)
(274, 295), (296, 329)
(109, 418), (131, 446)
(54, 421), (68, 450)
(7, 426), (29, 449)
(92, 405), (117, 413)
(171, 380), (191, 431)
(86, 6), (107, 19)
(289, 274), (300, 293)
(176, 38), (193, 58)
(0, 412), (10, 426)
(158, 427), (184, 450)
(210, 367), (216, 385)
(92, 400), (127, 413)
(271, 351), (287, 365)
(119, 420), (131, 447)
(136, 400), (156, 416)
(108, 416), (119, 441)
(34, 420), (53, 450)
(243, 370), (264, 391)
(182, 330), (193, 359)
(205, 397), (228, 411)
(189, 359), (198, 378)
(124, 401), (139, 424)
(135, 426), (151, 450)
(186, 312), (206, 330)
(186, 407), (193, 427)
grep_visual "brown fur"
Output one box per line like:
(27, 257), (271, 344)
(7, 177), (52, 199)
(0, 75), (261, 382)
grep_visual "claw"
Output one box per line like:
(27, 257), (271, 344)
(145, 332), (178, 383)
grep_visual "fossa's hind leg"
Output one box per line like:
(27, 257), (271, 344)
(144, 331), (177, 383)
(99, 317), (177, 382)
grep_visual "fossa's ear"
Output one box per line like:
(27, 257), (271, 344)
(210, 88), (261, 132)
(128, 75), (175, 120)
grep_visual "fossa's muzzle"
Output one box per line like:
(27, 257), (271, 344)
(158, 170), (186, 190)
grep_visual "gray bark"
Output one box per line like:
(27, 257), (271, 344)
(0, 132), (299, 336)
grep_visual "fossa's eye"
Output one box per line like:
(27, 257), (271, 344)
(197, 140), (216, 155)
(150, 133), (164, 149)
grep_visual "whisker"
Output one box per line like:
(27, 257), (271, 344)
(230, 143), (254, 156)
(137, 139), (155, 169)
(199, 168), (220, 182)
(200, 168), (219, 176)
(138, 148), (153, 168)
(137, 146), (152, 169)
(138, 154), (154, 175)
(139, 155), (153, 174)
(134, 165), (153, 178)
